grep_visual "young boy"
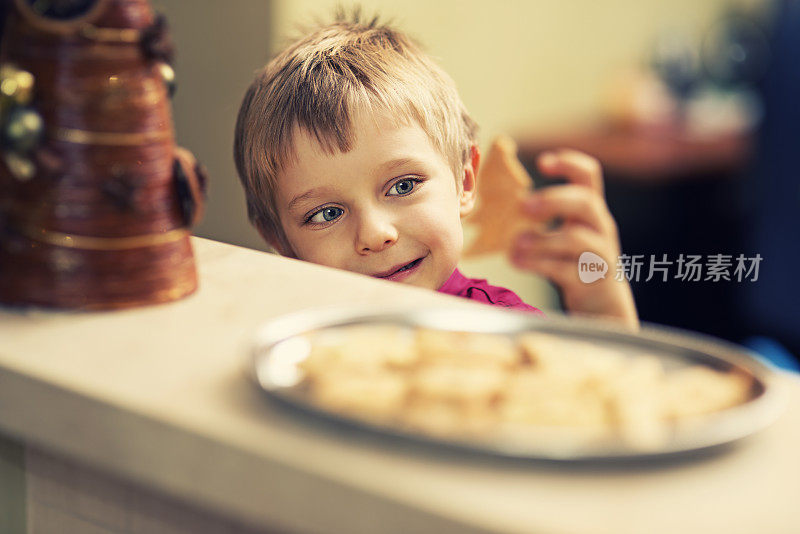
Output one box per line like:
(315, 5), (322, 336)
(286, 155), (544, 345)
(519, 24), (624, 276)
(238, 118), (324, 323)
(234, 14), (638, 329)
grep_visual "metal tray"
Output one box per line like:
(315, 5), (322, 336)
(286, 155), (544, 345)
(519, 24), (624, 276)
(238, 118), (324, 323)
(251, 305), (786, 461)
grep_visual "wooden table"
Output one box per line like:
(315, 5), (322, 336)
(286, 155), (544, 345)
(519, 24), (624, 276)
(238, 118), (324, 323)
(0, 238), (798, 534)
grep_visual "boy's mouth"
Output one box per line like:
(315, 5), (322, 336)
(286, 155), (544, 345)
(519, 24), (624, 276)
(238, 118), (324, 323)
(372, 257), (424, 281)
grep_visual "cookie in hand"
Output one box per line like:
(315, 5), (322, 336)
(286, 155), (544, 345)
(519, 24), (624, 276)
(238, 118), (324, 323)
(463, 135), (532, 257)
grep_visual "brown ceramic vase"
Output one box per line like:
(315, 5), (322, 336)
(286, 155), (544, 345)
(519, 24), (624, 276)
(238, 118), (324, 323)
(0, 0), (205, 309)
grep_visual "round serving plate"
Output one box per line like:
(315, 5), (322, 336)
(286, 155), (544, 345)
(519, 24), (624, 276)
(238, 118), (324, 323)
(251, 305), (787, 461)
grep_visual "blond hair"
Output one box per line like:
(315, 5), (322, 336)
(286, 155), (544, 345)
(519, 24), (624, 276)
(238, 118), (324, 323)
(233, 12), (478, 251)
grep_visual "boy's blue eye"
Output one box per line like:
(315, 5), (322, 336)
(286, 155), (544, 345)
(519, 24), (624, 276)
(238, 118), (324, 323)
(388, 178), (417, 196)
(308, 206), (343, 224)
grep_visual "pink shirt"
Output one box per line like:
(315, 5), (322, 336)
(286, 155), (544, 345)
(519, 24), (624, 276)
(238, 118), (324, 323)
(437, 269), (544, 315)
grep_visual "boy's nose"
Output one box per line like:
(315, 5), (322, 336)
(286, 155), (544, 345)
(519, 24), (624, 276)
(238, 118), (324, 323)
(355, 212), (398, 254)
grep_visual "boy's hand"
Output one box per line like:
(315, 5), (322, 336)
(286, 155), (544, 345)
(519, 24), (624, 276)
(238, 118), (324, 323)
(509, 150), (639, 329)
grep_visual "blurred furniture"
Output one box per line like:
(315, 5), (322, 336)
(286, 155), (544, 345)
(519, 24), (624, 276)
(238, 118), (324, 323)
(738, 0), (800, 360)
(517, 123), (754, 343)
(1, 237), (799, 534)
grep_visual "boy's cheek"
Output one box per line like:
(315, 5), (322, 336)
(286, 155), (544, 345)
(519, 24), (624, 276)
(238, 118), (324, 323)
(280, 229), (330, 264)
(293, 241), (342, 267)
(409, 207), (461, 246)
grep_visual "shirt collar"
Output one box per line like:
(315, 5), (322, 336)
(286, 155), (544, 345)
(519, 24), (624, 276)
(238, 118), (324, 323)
(438, 268), (470, 296)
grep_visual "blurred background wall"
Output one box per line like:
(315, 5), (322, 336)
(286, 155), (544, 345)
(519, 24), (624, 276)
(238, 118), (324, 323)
(276, 0), (758, 141)
(156, 0), (771, 316)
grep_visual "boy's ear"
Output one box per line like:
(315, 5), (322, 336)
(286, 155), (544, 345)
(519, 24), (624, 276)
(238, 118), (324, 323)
(459, 144), (480, 217)
(254, 217), (296, 258)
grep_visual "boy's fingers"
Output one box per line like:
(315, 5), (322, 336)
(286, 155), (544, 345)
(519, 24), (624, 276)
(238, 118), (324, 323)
(537, 149), (604, 195)
(511, 225), (611, 262)
(510, 254), (575, 287)
(520, 186), (617, 237)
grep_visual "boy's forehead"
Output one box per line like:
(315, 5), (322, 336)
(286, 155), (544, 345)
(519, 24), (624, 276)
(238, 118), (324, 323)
(288, 124), (337, 161)
(290, 108), (406, 155)
(285, 112), (444, 176)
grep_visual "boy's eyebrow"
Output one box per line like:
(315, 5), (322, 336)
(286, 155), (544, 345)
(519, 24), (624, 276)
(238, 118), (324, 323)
(287, 188), (326, 212)
(378, 157), (419, 174)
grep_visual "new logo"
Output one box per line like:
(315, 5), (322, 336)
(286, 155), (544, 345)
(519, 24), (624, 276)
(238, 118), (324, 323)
(578, 252), (607, 283)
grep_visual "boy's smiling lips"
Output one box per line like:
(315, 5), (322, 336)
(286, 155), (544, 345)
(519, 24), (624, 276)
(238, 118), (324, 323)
(371, 255), (426, 281)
